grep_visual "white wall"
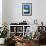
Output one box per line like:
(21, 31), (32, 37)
(0, 0), (2, 27)
(7, 0), (33, 24)
(2, 0), (46, 26)
(2, 0), (8, 24)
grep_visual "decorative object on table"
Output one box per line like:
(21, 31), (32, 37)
(19, 20), (27, 25)
(22, 3), (32, 16)
(34, 19), (37, 24)
(0, 22), (9, 44)
(38, 22), (45, 32)
(41, 22), (43, 26)
(26, 27), (32, 40)
(0, 23), (9, 38)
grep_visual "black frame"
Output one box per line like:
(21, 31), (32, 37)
(22, 3), (32, 16)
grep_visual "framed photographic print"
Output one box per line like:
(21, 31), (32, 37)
(22, 3), (32, 16)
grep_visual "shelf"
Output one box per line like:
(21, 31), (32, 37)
(10, 32), (23, 33)
(9, 25), (31, 36)
(16, 32), (23, 33)
(9, 25), (31, 26)
(10, 32), (15, 33)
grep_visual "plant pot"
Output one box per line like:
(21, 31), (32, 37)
(0, 38), (5, 44)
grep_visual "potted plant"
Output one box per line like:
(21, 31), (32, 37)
(0, 23), (9, 44)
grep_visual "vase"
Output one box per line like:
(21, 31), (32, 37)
(0, 38), (5, 44)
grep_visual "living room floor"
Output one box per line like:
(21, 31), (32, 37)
(40, 45), (46, 46)
(0, 44), (46, 46)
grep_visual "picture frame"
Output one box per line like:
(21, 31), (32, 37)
(22, 3), (32, 16)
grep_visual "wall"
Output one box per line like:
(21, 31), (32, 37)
(7, 0), (33, 25)
(0, 0), (2, 27)
(2, 0), (46, 26)
(33, 0), (46, 26)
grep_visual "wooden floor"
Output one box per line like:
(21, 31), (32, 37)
(0, 44), (4, 46)
(31, 40), (46, 46)
(40, 45), (46, 46)
(0, 44), (46, 46)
